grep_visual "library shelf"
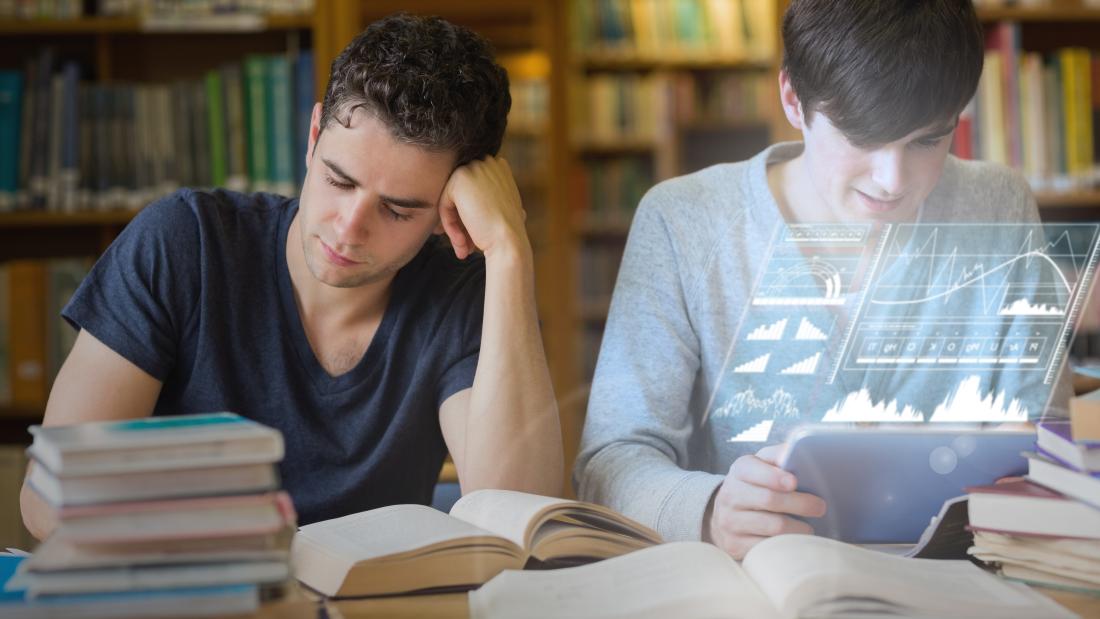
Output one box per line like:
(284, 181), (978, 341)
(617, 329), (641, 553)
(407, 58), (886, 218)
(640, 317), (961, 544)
(976, 5), (1100, 23)
(577, 300), (612, 324)
(1034, 190), (1100, 210)
(573, 139), (658, 156)
(0, 13), (311, 35)
(575, 54), (773, 72)
(0, 211), (137, 227)
(574, 219), (632, 238)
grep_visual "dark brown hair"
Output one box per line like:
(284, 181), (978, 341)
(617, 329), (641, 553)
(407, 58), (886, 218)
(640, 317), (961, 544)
(781, 0), (984, 146)
(319, 13), (511, 166)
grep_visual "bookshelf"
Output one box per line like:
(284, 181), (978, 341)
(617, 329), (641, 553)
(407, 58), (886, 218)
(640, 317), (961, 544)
(0, 6), (320, 432)
(970, 2), (1100, 215)
(566, 0), (791, 385)
(974, 1), (1100, 365)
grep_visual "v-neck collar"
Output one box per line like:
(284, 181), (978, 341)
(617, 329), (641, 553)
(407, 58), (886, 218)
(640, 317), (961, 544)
(275, 202), (407, 395)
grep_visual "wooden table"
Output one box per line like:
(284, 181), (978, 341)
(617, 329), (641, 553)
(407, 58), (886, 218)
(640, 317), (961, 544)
(250, 582), (1100, 618)
(323, 588), (1100, 619)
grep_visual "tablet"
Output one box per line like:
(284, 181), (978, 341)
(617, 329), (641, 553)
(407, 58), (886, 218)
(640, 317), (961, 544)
(777, 424), (1036, 544)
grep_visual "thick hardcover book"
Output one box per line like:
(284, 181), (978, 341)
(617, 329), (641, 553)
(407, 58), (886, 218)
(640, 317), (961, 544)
(28, 412), (284, 476)
(968, 479), (1100, 539)
(470, 535), (1073, 619)
(1038, 418), (1100, 472)
(291, 489), (661, 597)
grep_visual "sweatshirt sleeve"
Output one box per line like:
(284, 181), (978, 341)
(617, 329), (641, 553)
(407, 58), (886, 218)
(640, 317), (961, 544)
(573, 188), (724, 542)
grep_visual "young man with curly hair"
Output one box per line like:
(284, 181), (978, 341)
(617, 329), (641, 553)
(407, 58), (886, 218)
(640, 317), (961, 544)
(21, 13), (562, 537)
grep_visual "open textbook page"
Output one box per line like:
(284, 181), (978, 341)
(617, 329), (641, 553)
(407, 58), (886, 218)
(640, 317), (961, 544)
(471, 536), (1076, 619)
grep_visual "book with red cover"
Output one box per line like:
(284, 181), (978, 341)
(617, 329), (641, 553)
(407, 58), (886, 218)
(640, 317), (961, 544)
(967, 479), (1100, 540)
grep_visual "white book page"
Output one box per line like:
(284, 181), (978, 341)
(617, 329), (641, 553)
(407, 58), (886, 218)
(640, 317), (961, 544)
(469, 542), (779, 619)
(450, 490), (570, 548)
(296, 505), (508, 562)
(742, 535), (1076, 619)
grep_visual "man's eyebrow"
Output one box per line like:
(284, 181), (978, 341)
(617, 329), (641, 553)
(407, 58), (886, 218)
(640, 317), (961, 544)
(378, 193), (432, 209)
(321, 158), (431, 208)
(322, 158), (360, 186)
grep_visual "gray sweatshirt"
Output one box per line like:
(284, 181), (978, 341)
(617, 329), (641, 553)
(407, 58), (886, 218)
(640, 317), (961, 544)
(575, 142), (1074, 542)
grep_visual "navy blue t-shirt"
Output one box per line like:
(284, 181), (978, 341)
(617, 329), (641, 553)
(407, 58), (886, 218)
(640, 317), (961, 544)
(63, 188), (485, 524)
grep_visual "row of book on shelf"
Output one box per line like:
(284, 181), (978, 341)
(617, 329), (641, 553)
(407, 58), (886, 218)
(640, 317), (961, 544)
(571, 0), (776, 62)
(1, 411), (1081, 618)
(0, 47), (315, 212)
(0, 0), (312, 20)
(956, 23), (1100, 192)
(0, 259), (89, 411)
(576, 70), (771, 144)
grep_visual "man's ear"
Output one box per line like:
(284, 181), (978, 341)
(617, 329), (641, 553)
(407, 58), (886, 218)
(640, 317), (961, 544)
(778, 70), (805, 131)
(305, 102), (323, 169)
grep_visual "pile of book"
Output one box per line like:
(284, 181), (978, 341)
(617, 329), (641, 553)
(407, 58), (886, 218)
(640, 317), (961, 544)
(5, 412), (295, 618)
(967, 418), (1100, 595)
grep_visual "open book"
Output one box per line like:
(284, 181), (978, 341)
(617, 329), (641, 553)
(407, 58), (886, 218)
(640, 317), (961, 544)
(470, 536), (1076, 619)
(289, 489), (660, 597)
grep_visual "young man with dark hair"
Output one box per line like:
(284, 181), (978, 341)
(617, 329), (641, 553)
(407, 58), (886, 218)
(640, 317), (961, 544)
(21, 13), (562, 538)
(576, 0), (1065, 559)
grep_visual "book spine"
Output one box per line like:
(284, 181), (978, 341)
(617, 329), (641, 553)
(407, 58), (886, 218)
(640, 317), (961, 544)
(191, 79), (211, 189)
(17, 55), (36, 209)
(267, 54), (294, 197)
(29, 48), (53, 209)
(205, 70), (228, 188)
(8, 261), (47, 409)
(170, 81), (193, 189)
(244, 55), (269, 192)
(59, 62), (79, 213)
(0, 265), (9, 407)
(221, 64), (248, 192)
(293, 50), (314, 191)
(0, 71), (22, 211)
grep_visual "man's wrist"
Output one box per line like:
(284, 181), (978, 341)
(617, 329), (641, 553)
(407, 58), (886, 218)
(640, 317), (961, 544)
(482, 231), (533, 268)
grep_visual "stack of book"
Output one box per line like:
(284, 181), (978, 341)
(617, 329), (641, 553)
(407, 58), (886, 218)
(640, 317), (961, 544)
(967, 419), (1100, 595)
(10, 412), (295, 617)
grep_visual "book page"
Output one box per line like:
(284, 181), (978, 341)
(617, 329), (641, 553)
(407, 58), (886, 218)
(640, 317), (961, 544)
(742, 535), (1076, 619)
(469, 542), (779, 619)
(450, 490), (571, 548)
(296, 505), (513, 562)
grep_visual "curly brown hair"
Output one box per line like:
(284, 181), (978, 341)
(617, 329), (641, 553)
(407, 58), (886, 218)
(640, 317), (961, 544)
(319, 13), (511, 166)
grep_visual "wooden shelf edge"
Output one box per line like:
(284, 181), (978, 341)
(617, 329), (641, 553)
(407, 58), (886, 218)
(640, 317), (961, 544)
(572, 139), (657, 155)
(577, 300), (611, 323)
(575, 219), (632, 237)
(977, 4), (1100, 22)
(575, 53), (773, 71)
(0, 210), (138, 227)
(1035, 190), (1100, 209)
(0, 12), (311, 35)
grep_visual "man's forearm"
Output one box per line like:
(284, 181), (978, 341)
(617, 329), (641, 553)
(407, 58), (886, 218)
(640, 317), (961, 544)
(21, 463), (57, 541)
(462, 241), (563, 495)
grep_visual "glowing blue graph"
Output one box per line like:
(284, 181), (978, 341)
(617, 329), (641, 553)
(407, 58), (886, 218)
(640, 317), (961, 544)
(867, 227), (1088, 320)
(822, 375), (1029, 423)
(712, 387), (800, 421)
(794, 317), (830, 340)
(733, 354), (769, 373)
(746, 319), (787, 341)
